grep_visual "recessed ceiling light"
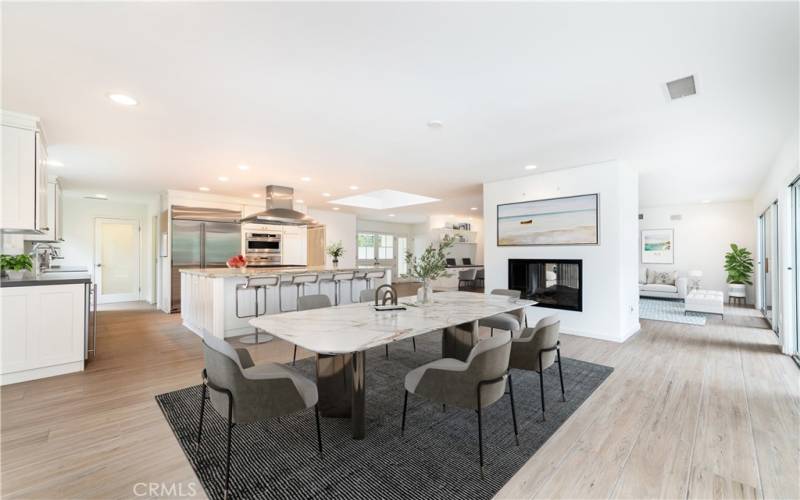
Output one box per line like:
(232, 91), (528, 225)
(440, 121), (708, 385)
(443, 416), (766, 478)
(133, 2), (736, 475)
(218, 176), (229, 182)
(252, 193), (260, 198)
(349, 185), (359, 190)
(322, 192), (331, 197)
(524, 165), (537, 170)
(296, 199), (305, 204)
(94, 194), (108, 199)
(238, 164), (250, 171)
(427, 120), (444, 129)
(470, 207), (478, 211)
(199, 187), (210, 192)
(332, 207), (340, 211)
(84, 194), (108, 200)
(108, 93), (138, 106)
(301, 176), (311, 182)
(46, 159), (64, 167)
(701, 199), (711, 204)
(388, 214), (396, 217)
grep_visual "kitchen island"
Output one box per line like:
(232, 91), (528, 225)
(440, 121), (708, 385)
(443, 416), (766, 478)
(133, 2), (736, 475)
(180, 266), (391, 339)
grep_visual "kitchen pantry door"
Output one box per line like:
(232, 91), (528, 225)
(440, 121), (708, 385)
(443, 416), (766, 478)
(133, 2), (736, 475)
(94, 218), (141, 303)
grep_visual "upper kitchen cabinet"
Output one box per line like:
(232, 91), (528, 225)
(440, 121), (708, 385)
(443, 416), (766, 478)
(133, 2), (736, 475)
(28, 178), (64, 242)
(282, 225), (308, 265)
(1, 111), (48, 234)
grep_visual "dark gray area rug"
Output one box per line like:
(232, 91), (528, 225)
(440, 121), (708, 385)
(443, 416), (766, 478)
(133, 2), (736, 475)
(156, 333), (612, 500)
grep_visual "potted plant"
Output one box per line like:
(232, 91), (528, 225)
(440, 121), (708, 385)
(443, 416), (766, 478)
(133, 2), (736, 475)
(326, 241), (345, 268)
(404, 237), (455, 303)
(1, 254), (34, 280)
(724, 243), (753, 299)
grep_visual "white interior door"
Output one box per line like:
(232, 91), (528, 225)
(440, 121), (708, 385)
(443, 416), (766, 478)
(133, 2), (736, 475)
(94, 218), (140, 303)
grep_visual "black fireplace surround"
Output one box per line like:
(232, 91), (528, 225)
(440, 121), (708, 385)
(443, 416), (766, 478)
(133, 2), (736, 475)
(508, 259), (583, 312)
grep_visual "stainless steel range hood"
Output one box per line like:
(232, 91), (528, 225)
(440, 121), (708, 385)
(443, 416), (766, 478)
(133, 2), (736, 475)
(239, 185), (319, 226)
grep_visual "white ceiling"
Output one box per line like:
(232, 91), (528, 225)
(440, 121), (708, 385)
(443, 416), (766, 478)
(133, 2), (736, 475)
(2, 2), (797, 221)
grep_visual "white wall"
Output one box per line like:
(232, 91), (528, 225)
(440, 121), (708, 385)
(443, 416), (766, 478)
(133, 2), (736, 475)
(60, 194), (157, 303)
(639, 201), (756, 303)
(753, 128), (799, 354)
(308, 209), (357, 267)
(483, 161), (640, 342)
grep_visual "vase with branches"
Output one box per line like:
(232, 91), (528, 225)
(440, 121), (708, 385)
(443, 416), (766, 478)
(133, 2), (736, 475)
(404, 236), (455, 303)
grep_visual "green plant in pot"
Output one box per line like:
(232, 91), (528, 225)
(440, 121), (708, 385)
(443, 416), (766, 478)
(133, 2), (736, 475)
(326, 241), (345, 268)
(1, 254), (33, 280)
(724, 243), (753, 300)
(404, 236), (455, 303)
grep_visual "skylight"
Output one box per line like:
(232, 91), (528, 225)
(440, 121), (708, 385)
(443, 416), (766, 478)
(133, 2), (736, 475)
(330, 189), (439, 210)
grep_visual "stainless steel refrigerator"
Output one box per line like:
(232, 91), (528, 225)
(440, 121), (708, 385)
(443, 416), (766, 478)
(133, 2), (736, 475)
(171, 206), (242, 312)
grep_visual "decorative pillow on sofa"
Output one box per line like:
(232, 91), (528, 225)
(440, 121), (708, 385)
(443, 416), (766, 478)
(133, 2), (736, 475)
(652, 271), (677, 286)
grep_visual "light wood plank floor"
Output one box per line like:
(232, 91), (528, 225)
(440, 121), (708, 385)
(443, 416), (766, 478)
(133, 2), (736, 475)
(1, 303), (797, 499)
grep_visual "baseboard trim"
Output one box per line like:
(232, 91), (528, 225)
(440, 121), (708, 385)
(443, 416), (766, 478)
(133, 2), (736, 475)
(0, 361), (84, 386)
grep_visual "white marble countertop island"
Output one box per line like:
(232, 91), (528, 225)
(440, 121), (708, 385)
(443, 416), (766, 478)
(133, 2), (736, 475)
(179, 265), (391, 339)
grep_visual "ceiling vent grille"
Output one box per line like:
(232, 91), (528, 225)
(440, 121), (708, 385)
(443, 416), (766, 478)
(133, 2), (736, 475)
(670, 214), (682, 221)
(666, 75), (696, 100)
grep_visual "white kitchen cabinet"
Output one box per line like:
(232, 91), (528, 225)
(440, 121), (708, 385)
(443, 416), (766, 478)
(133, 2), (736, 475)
(282, 226), (308, 265)
(1, 111), (48, 233)
(28, 178), (63, 242)
(0, 283), (86, 385)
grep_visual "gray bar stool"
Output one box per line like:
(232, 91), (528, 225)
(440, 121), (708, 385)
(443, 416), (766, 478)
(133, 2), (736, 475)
(280, 273), (320, 312)
(235, 275), (279, 344)
(351, 269), (386, 301)
(322, 271), (355, 305)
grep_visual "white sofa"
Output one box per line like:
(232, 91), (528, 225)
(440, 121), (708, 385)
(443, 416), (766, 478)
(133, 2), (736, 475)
(638, 269), (689, 300)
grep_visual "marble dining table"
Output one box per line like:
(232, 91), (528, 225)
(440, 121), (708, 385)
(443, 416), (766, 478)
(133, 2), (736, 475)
(250, 291), (536, 439)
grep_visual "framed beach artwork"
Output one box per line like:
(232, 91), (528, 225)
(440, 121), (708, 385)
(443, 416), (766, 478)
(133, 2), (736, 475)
(497, 193), (599, 246)
(641, 229), (674, 264)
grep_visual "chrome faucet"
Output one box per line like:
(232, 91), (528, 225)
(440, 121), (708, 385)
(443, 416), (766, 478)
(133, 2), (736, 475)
(374, 284), (398, 306)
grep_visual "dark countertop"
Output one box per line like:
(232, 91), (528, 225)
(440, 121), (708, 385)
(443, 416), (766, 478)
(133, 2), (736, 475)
(446, 264), (484, 268)
(0, 272), (92, 288)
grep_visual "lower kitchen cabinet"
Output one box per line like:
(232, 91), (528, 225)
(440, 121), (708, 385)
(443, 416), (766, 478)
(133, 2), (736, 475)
(0, 283), (87, 385)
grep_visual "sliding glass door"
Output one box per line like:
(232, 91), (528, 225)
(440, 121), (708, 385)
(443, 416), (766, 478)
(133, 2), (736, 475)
(793, 179), (800, 361)
(759, 202), (779, 334)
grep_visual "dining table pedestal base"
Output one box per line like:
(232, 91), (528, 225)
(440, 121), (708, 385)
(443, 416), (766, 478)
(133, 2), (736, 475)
(315, 350), (367, 439)
(442, 320), (480, 362)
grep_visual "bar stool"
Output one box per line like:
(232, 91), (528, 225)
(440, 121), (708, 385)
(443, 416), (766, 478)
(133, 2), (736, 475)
(351, 269), (387, 301)
(280, 273), (320, 312)
(235, 275), (279, 344)
(320, 271), (356, 305)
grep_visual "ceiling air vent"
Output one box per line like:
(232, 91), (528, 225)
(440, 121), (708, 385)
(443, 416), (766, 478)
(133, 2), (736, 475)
(670, 214), (682, 221)
(666, 75), (696, 100)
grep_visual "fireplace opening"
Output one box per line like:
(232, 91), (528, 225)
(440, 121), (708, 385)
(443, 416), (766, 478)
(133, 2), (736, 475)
(508, 259), (583, 312)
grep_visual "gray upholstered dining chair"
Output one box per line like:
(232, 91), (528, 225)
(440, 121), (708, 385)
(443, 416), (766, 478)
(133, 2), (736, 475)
(197, 332), (322, 499)
(479, 289), (526, 337)
(359, 288), (415, 356)
(293, 294), (332, 365)
(509, 315), (565, 420)
(401, 331), (518, 477)
(458, 268), (478, 290)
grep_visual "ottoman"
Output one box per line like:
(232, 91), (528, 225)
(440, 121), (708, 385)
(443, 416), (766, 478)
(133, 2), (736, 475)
(685, 289), (724, 319)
